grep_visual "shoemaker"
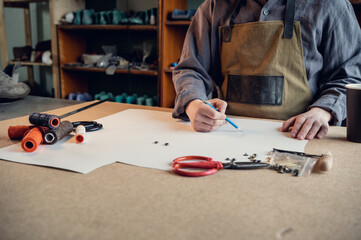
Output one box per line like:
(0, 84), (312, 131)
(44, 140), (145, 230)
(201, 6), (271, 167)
(172, 0), (361, 140)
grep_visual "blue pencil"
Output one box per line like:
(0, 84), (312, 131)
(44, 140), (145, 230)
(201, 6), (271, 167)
(204, 101), (242, 133)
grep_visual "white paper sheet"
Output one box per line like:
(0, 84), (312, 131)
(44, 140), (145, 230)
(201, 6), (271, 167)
(0, 109), (307, 174)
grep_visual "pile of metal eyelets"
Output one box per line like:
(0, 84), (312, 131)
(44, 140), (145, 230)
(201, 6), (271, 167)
(266, 156), (300, 176)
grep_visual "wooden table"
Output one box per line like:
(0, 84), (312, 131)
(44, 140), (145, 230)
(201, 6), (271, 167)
(0, 100), (360, 240)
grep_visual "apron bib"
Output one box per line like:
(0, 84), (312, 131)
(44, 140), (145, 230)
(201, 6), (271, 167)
(219, 0), (312, 120)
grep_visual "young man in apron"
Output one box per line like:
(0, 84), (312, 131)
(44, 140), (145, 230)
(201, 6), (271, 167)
(172, 0), (361, 140)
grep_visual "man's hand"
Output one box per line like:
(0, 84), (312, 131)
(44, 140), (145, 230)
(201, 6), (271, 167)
(186, 99), (227, 132)
(281, 107), (332, 140)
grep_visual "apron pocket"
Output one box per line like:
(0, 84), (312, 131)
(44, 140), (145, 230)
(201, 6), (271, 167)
(226, 75), (284, 105)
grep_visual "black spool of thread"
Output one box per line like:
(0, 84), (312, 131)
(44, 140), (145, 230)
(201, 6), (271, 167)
(44, 121), (73, 144)
(29, 113), (60, 129)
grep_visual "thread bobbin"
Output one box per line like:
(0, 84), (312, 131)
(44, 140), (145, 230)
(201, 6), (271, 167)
(8, 125), (34, 140)
(21, 127), (44, 152)
(75, 125), (86, 143)
(29, 113), (60, 129)
(44, 121), (73, 144)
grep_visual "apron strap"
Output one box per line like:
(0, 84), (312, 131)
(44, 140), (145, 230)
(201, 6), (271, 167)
(283, 0), (296, 39)
(222, 0), (296, 42)
(222, 0), (243, 42)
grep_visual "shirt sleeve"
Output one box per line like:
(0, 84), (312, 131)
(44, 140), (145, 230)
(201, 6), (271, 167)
(172, 1), (214, 120)
(309, 1), (361, 126)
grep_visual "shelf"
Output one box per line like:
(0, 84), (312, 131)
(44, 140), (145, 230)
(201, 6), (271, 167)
(4, 0), (47, 2)
(164, 68), (173, 73)
(1, 0), (60, 96)
(4, 0), (47, 8)
(62, 65), (158, 76)
(9, 60), (51, 67)
(165, 20), (191, 26)
(58, 24), (158, 31)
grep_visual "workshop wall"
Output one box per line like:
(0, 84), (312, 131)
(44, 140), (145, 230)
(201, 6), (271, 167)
(188, 0), (205, 9)
(116, 0), (157, 11)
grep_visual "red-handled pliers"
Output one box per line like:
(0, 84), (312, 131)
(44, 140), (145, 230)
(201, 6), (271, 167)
(173, 156), (269, 177)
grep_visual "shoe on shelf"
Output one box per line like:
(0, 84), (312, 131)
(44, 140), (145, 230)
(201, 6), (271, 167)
(75, 93), (85, 101)
(0, 69), (30, 99)
(68, 92), (76, 100)
(128, 11), (145, 25)
(82, 9), (94, 25)
(111, 10), (126, 25)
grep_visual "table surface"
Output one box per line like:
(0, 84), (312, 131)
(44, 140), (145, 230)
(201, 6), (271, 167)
(0, 98), (360, 240)
(0, 95), (79, 121)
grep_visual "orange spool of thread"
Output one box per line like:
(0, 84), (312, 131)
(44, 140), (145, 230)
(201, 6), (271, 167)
(21, 127), (44, 152)
(8, 125), (33, 140)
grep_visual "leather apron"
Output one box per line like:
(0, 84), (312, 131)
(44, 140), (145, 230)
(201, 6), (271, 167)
(219, 0), (312, 120)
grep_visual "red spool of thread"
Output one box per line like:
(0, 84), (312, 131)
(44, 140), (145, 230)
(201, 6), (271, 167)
(8, 125), (34, 140)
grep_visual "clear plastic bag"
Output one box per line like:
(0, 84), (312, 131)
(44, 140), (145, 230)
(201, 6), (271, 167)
(269, 148), (319, 177)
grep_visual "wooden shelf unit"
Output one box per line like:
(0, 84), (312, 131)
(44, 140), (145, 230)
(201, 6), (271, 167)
(159, 0), (191, 108)
(165, 20), (191, 26)
(0, 0), (66, 98)
(61, 65), (158, 76)
(0, 0), (48, 91)
(1, 0), (88, 98)
(55, 0), (195, 104)
(3, 0), (47, 8)
(9, 60), (52, 66)
(58, 23), (159, 99)
(58, 24), (157, 31)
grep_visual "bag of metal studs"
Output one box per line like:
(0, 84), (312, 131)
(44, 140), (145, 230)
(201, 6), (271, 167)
(268, 148), (320, 177)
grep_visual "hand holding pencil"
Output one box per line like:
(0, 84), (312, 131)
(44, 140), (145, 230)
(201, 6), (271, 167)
(185, 99), (242, 133)
(204, 101), (242, 133)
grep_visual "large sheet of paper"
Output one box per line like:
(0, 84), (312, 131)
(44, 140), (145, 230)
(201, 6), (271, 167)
(0, 109), (307, 174)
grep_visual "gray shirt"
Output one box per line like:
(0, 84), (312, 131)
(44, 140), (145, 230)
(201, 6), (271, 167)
(172, 0), (361, 125)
